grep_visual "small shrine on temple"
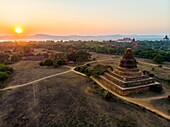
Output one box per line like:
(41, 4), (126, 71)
(99, 48), (160, 95)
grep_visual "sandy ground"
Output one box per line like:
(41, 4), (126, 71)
(151, 98), (170, 115)
(0, 72), (170, 127)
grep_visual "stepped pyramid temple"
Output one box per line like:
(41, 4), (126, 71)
(99, 48), (160, 95)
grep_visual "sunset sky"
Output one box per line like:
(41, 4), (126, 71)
(0, 0), (169, 35)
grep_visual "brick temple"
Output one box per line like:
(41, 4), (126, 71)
(99, 48), (160, 95)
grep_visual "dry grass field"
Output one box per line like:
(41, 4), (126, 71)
(0, 53), (170, 127)
(0, 61), (69, 88)
(0, 72), (170, 127)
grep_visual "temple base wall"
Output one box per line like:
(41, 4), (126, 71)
(99, 78), (150, 96)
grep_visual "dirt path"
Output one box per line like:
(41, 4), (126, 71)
(138, 61), (170, 70)
(0, 70), (71, 91)
(1, 59), (113, 92)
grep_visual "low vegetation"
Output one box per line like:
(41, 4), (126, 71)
(75, 64), (110, 77)
(149, 84), (163, 93)
(102, 90), (111, 100)
(40, 59), (68, 68)
(67, 50), (91, 62)
(83, 44), (170, 64)
(11, 54), (22, 63)
(0, 53), (10, 64)
(134, 49), (170, 64)
(0, 64), (14, 82)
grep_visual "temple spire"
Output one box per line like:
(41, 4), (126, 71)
(119, 48), (137, 69)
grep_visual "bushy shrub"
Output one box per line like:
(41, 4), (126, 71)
(153, 55), (164, 64)
(168, 95), (170, 101)
(158, 65), (162, 68)
(84, 67), (93, 77)
(53, 61), (59, 68)
(57, 59), (67, 65)
(0, 64), (14, 73)
(0, 53), (9, 63)
(67, 50), (91, 62)
(92, 64), (108, 76)
(152, 67), (155, 71)
(11, 54), (22, 62)
(149, 84), (163, 93)
(39, 62), (44, 66)
(0, 72), (9, 81)
(44, 59), (54, 66)
(79, 66), (88, 73)
(75, 66), (81, 71)
(86, 64), (90, 66)
(102, 90), (111, 99)
(149, 73), (155, 77)
(167, 79), (170, 85)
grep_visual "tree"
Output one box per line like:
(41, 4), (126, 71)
(23, 46), (31, 54)
(92, 64), (108, 76)
(67, 50), (91, 62)
(44, 59), (54, 66)
(0, 72), (9, 81)
(57, 59), (67, 65)
(67, 53), (77, 62)
(153, 55), (164, 64)
(76, 50), (91, 62)
(149, 84), (163, 93)
(0, 64), (14, 73)
(53, 61), (59, 68)
(11, 54), (22, 62)
(0, 53), (9, 63)
(102, 90), (111, 100)
(84, 67), (93, 77)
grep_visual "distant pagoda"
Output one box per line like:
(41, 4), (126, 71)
(163, 35), (169, 42)
(99, 48), (160, 95)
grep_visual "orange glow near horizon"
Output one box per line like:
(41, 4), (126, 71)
(0, 0), (169, 35)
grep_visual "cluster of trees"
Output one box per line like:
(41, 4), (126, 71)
(0, 52), (22, 64)
(139, 41), (170, 51)
(134, 49), (170, 64)
(0, 64), (14, 83)
(39, 59), (67, 68)
(75, 64), (112, 77)
(67, 50), (91, 62)
(86, 46), (125, 55)
(0, 53), (10, 64)
(75, 65), (93, 77)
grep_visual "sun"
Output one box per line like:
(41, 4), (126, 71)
(15, 27), (23, 34)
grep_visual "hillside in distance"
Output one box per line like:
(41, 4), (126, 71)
(0, 34), (168, 41)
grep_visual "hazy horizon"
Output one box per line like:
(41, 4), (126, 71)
(0, 0), (170, 36)
(0, 34), (169, 42)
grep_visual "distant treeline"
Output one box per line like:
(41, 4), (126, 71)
(139, 41), (170, 51)
(85, 45), (170, 64)
(133, 49), (170, 64)
(86, 46), (125, 55)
